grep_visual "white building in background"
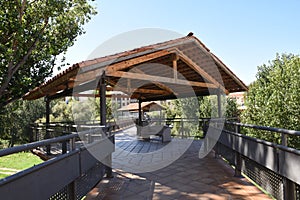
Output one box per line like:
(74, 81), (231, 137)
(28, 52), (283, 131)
(228, 92), (246, 110)
(109, 91), (131, 109)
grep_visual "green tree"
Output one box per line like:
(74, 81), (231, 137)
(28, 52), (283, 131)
(0, 0), (96, 107)
(224, 98), (240, 120)
(198, 96), (218, 118)
(39, 97), (116, 123)
(0, 99), (45, 147)
(242, 54), (300, 148)
(51, 99), (73, 122)
(89, 97), (117, 121)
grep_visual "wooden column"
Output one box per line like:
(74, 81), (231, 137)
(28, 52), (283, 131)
(100, 74), (106, 126)
(217, 91), (222, 118)
(45, 96), (51, 155)
(100, 73), (113, 178)
(138, 99), (142, 125)
(172, 54), (179, 80)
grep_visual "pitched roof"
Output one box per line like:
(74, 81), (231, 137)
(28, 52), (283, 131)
(118, 102), (165, 112)
(23, 34), (248, 101)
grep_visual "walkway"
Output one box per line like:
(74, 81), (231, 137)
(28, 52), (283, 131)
(85, 127), (271, 200)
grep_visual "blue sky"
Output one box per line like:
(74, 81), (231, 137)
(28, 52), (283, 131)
(61, 0), (300, 85)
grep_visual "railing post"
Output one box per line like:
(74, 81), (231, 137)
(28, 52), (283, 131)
(45, 97), (51, 155)
(281, 133), (288, 146)
(67, 136), (77, 200)
(87, 133), (93, 144)
(69, 137), (75, 152)
(62, 140), (67, 154)
(214, 142), (220, 158)
(35, 126), (38, 142)
(105, 127), (114, 178)
(181, 118), (184, 138)
(67, 182), (76, 200)
(234, 124), (242, 177)
(202, 119), (208, 138)
(234, 151), (242, 177)
(283, 178), (296, 200)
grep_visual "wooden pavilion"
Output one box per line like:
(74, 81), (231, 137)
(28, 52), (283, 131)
(23, 34), (248, 126)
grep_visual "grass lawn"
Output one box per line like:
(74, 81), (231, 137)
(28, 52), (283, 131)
(0, 152), (43, 179)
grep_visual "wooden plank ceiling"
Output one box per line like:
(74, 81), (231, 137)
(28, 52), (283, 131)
(23, 34), (248, 101)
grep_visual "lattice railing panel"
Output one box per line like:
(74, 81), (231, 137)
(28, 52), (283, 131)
(241, 155), (283, 199)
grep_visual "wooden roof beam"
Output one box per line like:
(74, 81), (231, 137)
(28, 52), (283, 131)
(106, 71), (218, 89)
(112, 86), (169, 95)
(130, 67), (176, 95)
(169, 48), (229, 94)
(106, 50), (171, 73)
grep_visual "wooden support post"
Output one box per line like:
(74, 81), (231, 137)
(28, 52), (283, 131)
(172, 54), (178, 80)
(217, 91), (222, 118)
(100, 74), (106, 126)
(138, 99), (142, 125)
(45, 97), (51, 155)
(99, 73), (113, 178)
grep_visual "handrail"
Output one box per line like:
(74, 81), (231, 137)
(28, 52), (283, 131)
(207, 118), (300, 199)
(226, 121), (300, 137)
(206, 118), (300, 137)
(0, 127), (107, 157)
(220, 128), (300, 156)
(0, 133), (78, 157)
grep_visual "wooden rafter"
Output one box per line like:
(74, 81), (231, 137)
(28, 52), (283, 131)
(106, 71), (218, 89)
(71, 50), (172, 85)
(23, 35), (248, 101)
(105, 78), (168, 97)
(130, 67), (176, 95)
(113, 86), (168, 95)
(106, 50), (171, 73)
(170, 48), (229, 94)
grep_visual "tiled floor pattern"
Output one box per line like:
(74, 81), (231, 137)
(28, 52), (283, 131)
(85, 127), (271, 200)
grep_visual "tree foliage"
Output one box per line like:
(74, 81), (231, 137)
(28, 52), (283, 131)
(166, 96), (238, 120)
(0, 99), (45, 147)
(0, 0), (96, 107)
(39, 97), (115, 123)
(242, 54), (300, 147)
(224, 98), (240, 119)
(164, 96), (238, 137)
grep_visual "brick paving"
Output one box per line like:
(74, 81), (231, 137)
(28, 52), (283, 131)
(85, 127), (271, 200)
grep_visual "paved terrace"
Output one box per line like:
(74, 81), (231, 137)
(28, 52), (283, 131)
(85, 127), (271, 200)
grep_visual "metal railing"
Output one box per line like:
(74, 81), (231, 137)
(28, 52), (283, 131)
(0, 126), (115, 200)
(205, 119), (300, 200)
(30, 119), (135, 142)
(2, 117), (300, 199)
